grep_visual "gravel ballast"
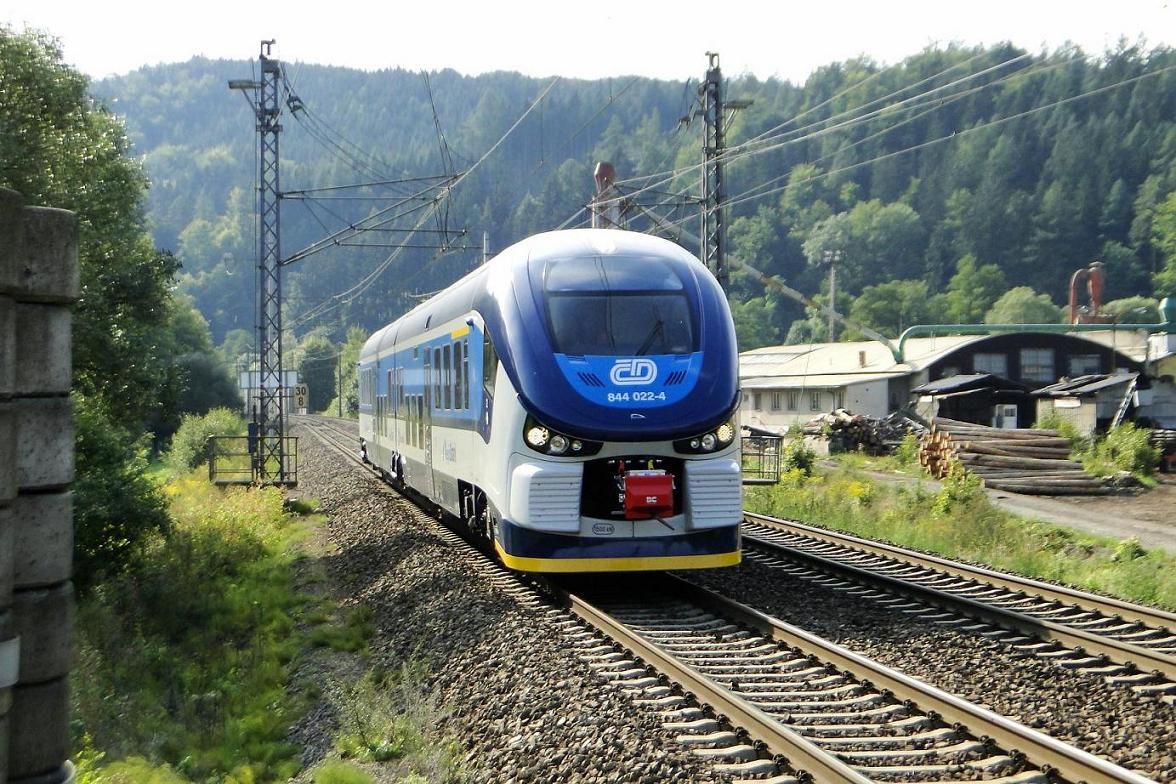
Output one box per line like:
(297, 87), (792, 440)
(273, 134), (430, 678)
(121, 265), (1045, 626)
(291, 428), (723, 783)
(686, 552), (1176, 781)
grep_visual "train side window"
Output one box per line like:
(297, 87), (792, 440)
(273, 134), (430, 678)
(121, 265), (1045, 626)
(462, 338), (470, 409)
(482, 335), (498, 394)
(453, 340), (464, 410)
(443, 344), (452, 410)
(433, 348), (442, 409)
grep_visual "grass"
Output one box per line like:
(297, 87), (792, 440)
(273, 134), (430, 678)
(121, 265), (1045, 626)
(332, 663), (462, 781)
(73, 474), (313, 782)
(72, 469), (465, 784)
(745, 463), (1176, 610)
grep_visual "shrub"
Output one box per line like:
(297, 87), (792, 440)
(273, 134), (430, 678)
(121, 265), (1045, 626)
(894, 430), (920, 467)
(1081, 423), (1160, 477)
(932, 461), (986, 516)
(74, 395), (171, 589)
(781, 438), (816, 475)
(168, 407), (247, 473)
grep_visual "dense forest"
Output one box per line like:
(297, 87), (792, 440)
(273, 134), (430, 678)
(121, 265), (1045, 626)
(89, 42), (1176, 356)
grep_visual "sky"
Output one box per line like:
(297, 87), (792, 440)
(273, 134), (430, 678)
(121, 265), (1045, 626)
(2, 0), (1173, 84)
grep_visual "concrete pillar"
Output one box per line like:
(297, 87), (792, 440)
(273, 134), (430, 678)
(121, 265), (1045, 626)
(0, 188), (77, 784)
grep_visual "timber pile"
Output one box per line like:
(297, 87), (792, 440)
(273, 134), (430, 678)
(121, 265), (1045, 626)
(919, 416), (1110, 495)
(806, 409), (923, 455)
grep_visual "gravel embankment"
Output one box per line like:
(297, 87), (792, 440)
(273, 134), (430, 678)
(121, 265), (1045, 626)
(686, 555), (1176, 781)
(290, 429), (723, 783)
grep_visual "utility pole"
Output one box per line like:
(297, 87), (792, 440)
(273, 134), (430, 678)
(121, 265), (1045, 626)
(823, 249), (842, 342)
(230, 40), (292, 485)
(699, 52), (750, 293)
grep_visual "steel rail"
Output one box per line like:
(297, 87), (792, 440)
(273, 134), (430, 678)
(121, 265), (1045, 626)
(744, 512), (1176, 629)
(297, 419), (1150, 783)
(743, 528), (1176, 684)
(656, 575), (1153, 784)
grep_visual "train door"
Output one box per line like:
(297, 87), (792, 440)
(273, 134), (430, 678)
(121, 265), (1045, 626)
(422, 347), (435, 498)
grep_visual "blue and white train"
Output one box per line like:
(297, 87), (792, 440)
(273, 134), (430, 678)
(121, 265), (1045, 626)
(357, 228), (742, 572)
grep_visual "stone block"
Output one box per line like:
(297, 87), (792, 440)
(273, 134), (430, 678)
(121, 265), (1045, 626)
(0, 403), (14, 503)
(11, 494), (71, 589)
(14, 398), (73, 491)
(14, 306), (70, 396)
(0, 611), (15, 686)
(8, 677), (69, 779)
(0, 188), (24, 296)
(14, 208), (78, 305)
(0, 295), (13, 398)
(12, 584), (73, 684)
(0, 506), (12, 601)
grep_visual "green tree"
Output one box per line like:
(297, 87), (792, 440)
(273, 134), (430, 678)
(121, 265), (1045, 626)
(932, 255), (1008, 324)
(295, 330), (339, 412)
(1, 27), (180, 583)
(847, 279), (931, 337)
(1151, 190), (1176, 297)
(984, 287), (1064, 324)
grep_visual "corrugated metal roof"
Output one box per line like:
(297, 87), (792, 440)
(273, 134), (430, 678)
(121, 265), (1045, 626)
(739, 334), (986, 381)
(742, 373), (904, 390)
(911, 373), (1029, 394)
(1034, 372), (1138, 397)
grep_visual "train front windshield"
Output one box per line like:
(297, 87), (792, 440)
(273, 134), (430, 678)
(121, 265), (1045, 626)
(543, 256), (696, 356)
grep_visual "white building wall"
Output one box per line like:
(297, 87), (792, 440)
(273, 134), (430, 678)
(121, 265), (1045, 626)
(742, 380), (888, 434)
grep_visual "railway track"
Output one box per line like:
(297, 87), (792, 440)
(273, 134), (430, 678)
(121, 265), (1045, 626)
(296, 417), (1155, 783)
(741, 514), (1176, 701)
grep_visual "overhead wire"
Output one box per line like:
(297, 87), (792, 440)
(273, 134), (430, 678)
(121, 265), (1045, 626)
(291, 77), (562, 329)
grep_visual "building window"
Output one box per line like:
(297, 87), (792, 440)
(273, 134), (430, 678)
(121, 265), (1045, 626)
(787, 391), (799, 411)
(1068, 354), (1100, 377)
(834, 389), (845, 409)
(809, 391), (822, 411)
(1020, 348), (1055, 383)
(752, 392), (762, 410)
(973, 352), (1008, 377)
(770, 392), (782, 411)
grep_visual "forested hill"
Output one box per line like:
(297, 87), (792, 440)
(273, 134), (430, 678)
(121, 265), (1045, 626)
(92, 43), (1176, 349)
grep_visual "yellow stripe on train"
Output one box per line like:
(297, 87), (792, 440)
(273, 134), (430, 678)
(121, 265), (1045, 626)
(494, 543), (740, 572)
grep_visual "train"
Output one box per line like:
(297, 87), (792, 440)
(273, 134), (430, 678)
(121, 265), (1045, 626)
(357, 228), (742, 572)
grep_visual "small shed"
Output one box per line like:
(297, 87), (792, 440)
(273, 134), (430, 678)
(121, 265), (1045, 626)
(1032, 373), (1139, 435)
(911, 373), (1031, 428)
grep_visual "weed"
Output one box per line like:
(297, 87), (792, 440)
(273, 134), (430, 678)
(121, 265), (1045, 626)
(313, 761), (375, 784)
(745, 464), (1176, 609)
(333, 665), (463, 782)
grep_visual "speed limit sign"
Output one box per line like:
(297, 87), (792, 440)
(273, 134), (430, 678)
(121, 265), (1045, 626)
(295, 384), (309, 410)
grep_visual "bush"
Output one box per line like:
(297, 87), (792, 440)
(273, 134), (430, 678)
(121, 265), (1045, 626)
(74, 395), (171, 589)
(168, 407), (247, 473)
(894, 430), (920, 467)
(1081, 423), (1160, 477)
(781, 438), (816, 475)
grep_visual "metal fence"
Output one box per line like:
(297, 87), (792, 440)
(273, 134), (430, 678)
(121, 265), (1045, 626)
(207, 435), (299, 486)
(741, 435), (782, 484)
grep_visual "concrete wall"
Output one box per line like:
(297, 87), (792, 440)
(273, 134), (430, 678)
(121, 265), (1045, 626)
(0, 189), (77, 784)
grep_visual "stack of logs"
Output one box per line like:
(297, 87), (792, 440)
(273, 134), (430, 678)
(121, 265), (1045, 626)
(806, 409), (923, 455)
(919, 417), (1110, 495)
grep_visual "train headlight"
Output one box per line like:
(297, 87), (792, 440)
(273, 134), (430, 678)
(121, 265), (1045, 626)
(523, 415), (603, 457)
(526, 425), (550, 448)
(674, 417), (738, 454)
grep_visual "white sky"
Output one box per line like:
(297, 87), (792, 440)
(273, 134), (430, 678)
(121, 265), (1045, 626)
(2, 0), (1173, 83)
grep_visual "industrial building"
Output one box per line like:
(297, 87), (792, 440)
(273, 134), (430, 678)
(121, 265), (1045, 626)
(740, 325), (1176, 435)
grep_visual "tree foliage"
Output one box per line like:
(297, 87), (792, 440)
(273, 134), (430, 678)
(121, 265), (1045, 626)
(1, 27), (236, 584)
(82, 41), (1176, 349)
(984, 287), (1065, 324)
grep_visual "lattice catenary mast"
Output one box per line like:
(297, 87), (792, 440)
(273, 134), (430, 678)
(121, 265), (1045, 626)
(230, 40), (291, 484)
